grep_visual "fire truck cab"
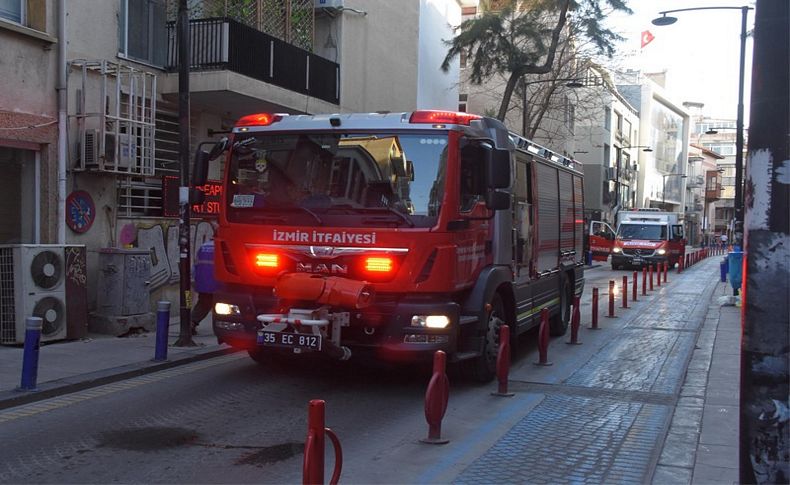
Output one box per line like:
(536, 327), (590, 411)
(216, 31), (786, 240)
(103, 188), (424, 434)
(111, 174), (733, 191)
(610, 209), (686, 270)
(196, 110), (585, 381)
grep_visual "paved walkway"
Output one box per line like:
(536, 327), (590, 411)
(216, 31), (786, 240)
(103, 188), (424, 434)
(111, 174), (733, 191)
(0, 253), (741, 483)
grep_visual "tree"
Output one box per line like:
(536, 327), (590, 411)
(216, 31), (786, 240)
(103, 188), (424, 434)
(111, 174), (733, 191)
(441, 0), (632, 122)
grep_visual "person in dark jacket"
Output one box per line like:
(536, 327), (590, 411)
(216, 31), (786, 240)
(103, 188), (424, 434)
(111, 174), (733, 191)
(192, 240), (218, 334)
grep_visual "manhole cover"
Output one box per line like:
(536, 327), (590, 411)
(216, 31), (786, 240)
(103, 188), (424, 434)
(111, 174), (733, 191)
(98, 427), (199, 451)
(236, 442), (303, 466)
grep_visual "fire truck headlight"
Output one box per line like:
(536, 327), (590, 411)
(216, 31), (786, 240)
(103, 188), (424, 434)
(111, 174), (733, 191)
(214, 303), (241, 316)
(612, 247), (621, 253)
(657, 248), (667, 255)
(411, 315), (451, 328)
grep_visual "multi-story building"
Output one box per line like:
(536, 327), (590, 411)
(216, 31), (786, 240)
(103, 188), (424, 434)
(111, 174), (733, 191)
(1, 0), (463, 322)
(618, 74), (692, 215)
(692, 118), (740, 238)
(573, 76), (642, 226)
(687, 144), (724, 246)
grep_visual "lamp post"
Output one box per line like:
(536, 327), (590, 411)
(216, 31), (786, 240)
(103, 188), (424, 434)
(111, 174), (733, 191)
(661, 173), (687, 210)
(652, 5), (752, 245)
(521, 77), (585, 137)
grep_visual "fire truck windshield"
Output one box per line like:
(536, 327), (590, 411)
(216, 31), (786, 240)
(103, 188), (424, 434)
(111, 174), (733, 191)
(617, 223), (668, 241)
(226, 132), (447, 228)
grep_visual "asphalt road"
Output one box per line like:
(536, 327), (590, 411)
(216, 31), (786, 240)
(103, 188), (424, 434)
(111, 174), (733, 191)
(0, 262), (664, 484)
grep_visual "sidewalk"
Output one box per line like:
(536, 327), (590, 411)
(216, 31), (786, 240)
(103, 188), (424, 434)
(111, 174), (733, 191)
(0, 318), (232, 410)
(654, 280), (741, 484)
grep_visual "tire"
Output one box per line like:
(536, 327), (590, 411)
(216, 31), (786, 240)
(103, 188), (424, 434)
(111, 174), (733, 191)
(469, 293), (506, 383)
(549, 278), (571, 336)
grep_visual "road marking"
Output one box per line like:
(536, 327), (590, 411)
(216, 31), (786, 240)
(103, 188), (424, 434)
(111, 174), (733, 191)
(0, 353), (246, 423)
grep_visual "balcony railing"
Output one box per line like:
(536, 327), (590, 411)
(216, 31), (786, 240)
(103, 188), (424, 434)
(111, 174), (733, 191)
(166, 18), (339, 105)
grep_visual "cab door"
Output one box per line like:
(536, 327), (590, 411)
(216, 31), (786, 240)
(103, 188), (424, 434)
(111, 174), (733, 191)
(669, 224), (686, 265)
(588, 221), (616, 261)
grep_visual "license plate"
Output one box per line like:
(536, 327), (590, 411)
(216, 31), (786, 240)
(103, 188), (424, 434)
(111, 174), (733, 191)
(257, 331), (322, 351)
(632, 257), (644, 264)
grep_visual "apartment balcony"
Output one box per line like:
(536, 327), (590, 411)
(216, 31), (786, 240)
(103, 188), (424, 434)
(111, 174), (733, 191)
(686, 175), (705, 188)
(160, 18), (339, 115)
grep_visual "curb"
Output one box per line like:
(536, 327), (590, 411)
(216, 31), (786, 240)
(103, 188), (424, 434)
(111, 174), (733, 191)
(0, 345), (241, 411)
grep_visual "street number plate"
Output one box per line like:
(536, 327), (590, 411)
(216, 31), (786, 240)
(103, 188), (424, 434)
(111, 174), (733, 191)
(257, 331), (322, 351)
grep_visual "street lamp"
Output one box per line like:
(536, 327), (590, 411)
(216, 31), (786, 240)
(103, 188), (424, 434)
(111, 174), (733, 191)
(661, 173), (687, 210)
(627, 145), (653, 152)
(652, 5), (752, 244)
(521, 77), (585, 137)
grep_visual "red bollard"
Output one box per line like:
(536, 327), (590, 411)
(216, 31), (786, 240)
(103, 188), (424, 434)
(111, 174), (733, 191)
(632, 271), (638, 302)
(492, 325), (515, 396)
(303, 400), (343, 485)
(663, 261), (668, 283)
(567, 295), (582, 345)
(534, 308), (553, 365)
(649, 265), (655, 291)
(606, 280), (617, 318)
(421, 351), (450, 444)
(656, 263), (662, 287)
(590, 288), (599, 330)
(622, 276), (628, 309)
(642, 267), (647, 296)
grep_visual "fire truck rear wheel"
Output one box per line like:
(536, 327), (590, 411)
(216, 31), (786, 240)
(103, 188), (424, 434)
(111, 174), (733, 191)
(470, 293), (505, 383)
(549, 279), (571, 336)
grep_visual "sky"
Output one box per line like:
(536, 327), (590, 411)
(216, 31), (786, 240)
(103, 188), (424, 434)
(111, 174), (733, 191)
(605, 0), (755, 122)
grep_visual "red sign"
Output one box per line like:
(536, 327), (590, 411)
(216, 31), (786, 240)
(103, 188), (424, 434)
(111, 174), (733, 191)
(162, 176), (222, 218)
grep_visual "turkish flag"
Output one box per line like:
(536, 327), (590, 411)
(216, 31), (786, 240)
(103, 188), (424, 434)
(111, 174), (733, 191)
(641, 30), (655, 48)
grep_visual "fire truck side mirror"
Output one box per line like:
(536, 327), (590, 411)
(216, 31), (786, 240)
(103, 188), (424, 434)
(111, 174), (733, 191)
(486, 148), (511, 189)
(192, 137), (228, 187)
(485, 190), (510, 211)
(192, 150), (210, 187)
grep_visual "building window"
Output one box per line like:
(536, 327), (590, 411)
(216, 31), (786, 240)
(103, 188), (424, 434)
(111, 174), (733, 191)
(564, 96), (575, 133)
(623, 119), (632, 145)
(458, 93), (468, 113)
(702, 143), (736, 156)
(119, 0), (167, 66)
(604, 107), (611, 131)
(615, 111), (623, 138)
(460, 49), (467, 69)
(603, 143), (611, 168)
(0, 0), (22, 23)
(1, 0), (46, 31)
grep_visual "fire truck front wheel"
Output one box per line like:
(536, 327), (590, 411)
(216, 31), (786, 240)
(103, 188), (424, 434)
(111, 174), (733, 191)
(470, 293), (506, 383)
(549, 278), (572, 336)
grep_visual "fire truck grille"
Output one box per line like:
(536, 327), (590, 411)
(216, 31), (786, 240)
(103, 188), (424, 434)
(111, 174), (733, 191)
(623, 249), (656, 257)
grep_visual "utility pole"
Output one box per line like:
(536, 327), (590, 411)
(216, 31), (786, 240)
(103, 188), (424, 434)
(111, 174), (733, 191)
(740, 0), (789, 482)
(174, 0), (196, 347)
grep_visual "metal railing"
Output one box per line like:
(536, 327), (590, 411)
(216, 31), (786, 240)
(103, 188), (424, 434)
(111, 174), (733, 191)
(166, 18), (339, 105)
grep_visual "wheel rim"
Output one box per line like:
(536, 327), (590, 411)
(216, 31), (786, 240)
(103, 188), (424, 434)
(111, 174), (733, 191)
(484, 308), (504, 369)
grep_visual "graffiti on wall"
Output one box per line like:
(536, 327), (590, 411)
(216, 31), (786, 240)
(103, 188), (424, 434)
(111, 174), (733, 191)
(118, 220), (215, 290)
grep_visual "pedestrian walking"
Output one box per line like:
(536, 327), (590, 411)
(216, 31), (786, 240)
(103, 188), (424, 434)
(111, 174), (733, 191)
(192, 239), (218, 334)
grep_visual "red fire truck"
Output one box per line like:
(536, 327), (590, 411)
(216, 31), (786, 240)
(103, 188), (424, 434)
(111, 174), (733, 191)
(194, 110), (585, 381)
(591, 209), (686, 269)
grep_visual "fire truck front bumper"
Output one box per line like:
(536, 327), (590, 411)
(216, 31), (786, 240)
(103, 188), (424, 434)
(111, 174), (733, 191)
(611, 251), (668, 268)
(212, 290), (460, 362)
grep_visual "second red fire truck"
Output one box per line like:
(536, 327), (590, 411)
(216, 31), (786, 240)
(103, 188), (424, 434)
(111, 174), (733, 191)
(194, 110), (585, 381)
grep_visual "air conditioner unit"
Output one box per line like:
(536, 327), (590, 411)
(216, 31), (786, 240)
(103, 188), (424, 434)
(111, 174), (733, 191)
(0, 245), (69, 344)
(313, 0), (344, 8)
(83, 129), (136, 170)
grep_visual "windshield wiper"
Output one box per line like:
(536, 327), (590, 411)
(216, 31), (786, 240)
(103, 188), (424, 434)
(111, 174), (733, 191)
(325, 204), (415, 227)
(277, 205), (324, 225)
(359, 207), (415, 227)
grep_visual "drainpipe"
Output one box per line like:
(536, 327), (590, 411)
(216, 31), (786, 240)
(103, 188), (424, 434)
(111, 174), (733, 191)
(57, 0), (67, 244)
